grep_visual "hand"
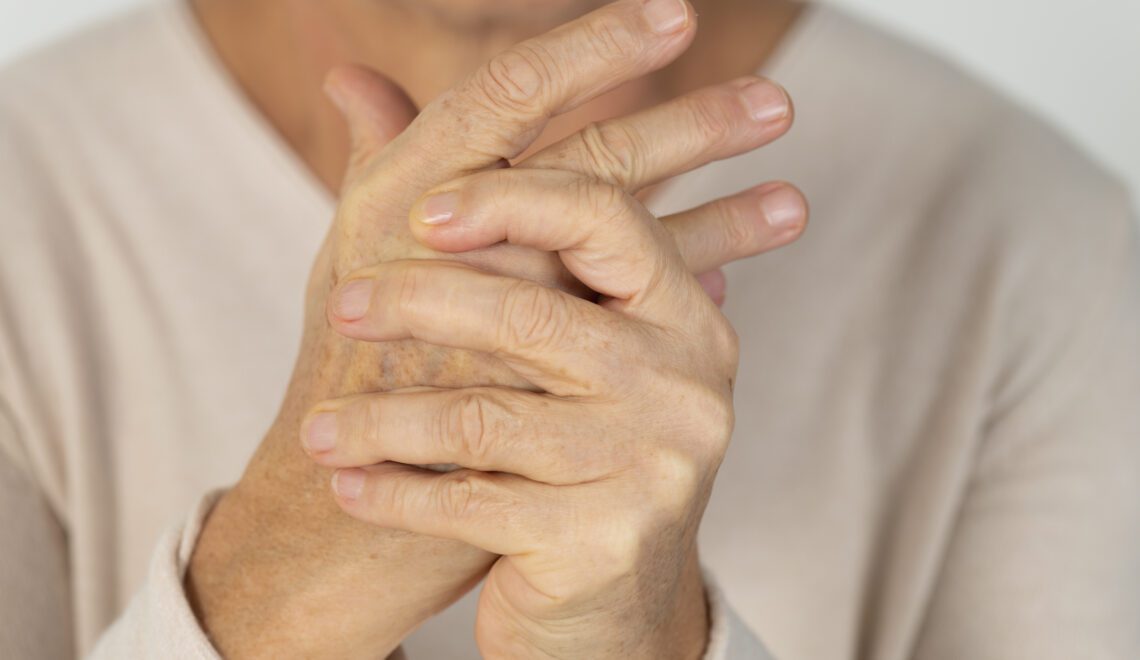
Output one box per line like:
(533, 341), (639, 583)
(187, 0), (800, 656)
(303, 86), (806, 660)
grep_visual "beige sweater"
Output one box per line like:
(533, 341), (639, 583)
(1, 2), (1137, 658)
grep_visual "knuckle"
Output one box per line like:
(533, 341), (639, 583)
(688, 382), (735, 451)
(580, 14), (643, 64)
(474, 44), (552, 114)
(684, 95), (735, 149)
(647, 446), (701, 483)
(716, 198), (756, 255)
(481, 170), (523, 211)
(576, 121), (641, 186)
(496, 280), (569, 352)
(713, 317), (741, 368)
(437, 472), (484, 521)
(574, 177), (635, 227)
(660, 454), (705, 509)
(394, 263), (426, 317)
(372, 472), (406, 518)
(714, 394), (736, 441)
(442, 393), (492, 462)
(593, 514), (644, 577)
(356, 397), (386, 451)
(652, 370), (735, 458)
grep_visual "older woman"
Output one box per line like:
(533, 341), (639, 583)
(0, 0), (1136, 658)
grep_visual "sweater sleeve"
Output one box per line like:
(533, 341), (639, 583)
(703, 570), (775, 659)
(0, 414), (74, 659)
(0, 60), (223, 660)
(0, 393), (221, 658)
(912, 203), (1140, 657)
(2, 409), (421, 660)
(95, 503), (772, 659)
(88, 493), (223, 659)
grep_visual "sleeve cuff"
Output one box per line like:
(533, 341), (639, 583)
(702, 568), (774, 660)
(91, 498), (763, 660)
(89, 490), (225, 659)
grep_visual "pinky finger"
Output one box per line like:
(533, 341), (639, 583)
(662, 181), (808, 276)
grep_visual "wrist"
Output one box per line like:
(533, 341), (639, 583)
(187, 406), (490, 657)
(187, 469), (490, 658)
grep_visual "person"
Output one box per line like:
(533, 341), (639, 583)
(0, 0), (1136, 657)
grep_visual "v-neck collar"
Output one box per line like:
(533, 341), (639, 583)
(156, 0), (824, 221)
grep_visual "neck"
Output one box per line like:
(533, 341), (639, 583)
(191, 0), (803, 191)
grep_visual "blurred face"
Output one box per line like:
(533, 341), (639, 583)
(397, 0), (612, 26)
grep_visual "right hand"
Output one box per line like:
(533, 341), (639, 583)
(185, 0), (802, 657)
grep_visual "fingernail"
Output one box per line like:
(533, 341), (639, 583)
(335, 279), (373, 321)
(333, 469), (366, 501)
(418, 191), (459, 225)
(304, 413), (337, 453)
(759, 186), (805, 230)
(739, 80), (790, 124)
(644, 0), (689, 35)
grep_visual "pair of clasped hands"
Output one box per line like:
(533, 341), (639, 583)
(186, 0), (807, 658)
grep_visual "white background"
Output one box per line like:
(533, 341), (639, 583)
(2, 0), (1138, 203)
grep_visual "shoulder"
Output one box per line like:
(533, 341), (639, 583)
(0, 4), (176, 117)
(0, 3), (197, 496)
(0, 2), (195, 187)
(0, 3), (182, 387)
(776, 4), (1136, 298)
(0, 1), (217, 266)
(754, 5), (1139, 411)
(781, 5), (1132, 203)
(0, 6), (159, 272)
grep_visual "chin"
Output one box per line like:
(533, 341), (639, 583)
(409, 0), (612, 26)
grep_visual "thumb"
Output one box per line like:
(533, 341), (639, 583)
(324, 64), (419, 179)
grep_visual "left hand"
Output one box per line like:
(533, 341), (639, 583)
(300, 78), (806, 657)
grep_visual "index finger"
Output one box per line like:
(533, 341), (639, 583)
(382, 0), (696, 189)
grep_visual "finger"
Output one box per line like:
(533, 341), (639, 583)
(520, 76), (792, 191)
(695, 270), (727, 307)
(301, 388), (625, 485)
(409, 168), (683, 304)
(326, 260), (640, 393)
(331, 463), (544, 555)
(383, 0), (697, 188)
(323, 64), (419, 180)
(412, 173), (807, 293)
(662, 181), (808, 274)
